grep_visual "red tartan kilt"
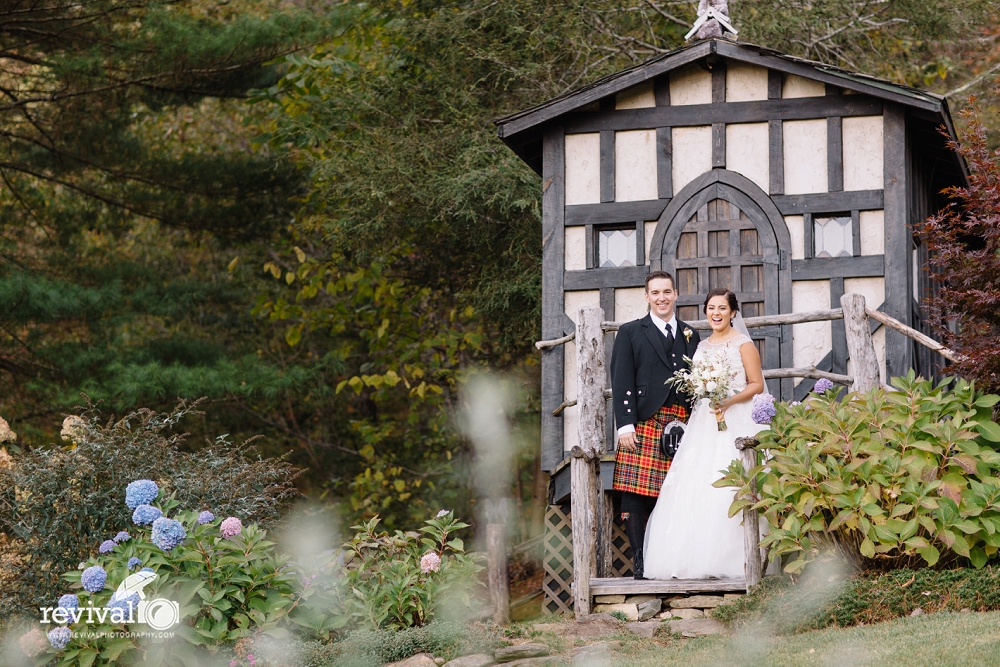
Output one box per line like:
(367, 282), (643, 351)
(612, 403), (690, 497)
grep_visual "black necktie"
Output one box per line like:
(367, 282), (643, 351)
(663, 323), (674, 354)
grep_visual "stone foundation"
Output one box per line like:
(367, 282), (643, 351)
(592, 592), (743, 621)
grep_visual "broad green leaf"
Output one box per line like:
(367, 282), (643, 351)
(860, 538), (875, 558)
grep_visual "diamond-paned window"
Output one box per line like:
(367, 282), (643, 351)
(814, 216), (852, 258)
(598, 228), (637, 267)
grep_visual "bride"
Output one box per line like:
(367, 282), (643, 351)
(643, 288), (768, 580)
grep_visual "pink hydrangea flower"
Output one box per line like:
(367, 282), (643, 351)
(220, 517), (243, 538)
(420, 551), (441, 573)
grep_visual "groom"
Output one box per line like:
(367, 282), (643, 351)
(610, 270), (700, 579)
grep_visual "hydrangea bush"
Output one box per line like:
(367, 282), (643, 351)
(717, 373), (1000, 573)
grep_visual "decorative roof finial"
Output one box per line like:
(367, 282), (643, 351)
(685, 0), (738, 41)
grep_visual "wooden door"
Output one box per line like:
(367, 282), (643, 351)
(670, 195), (782, 391)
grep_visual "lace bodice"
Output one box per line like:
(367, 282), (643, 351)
(692, 334), (753, 397)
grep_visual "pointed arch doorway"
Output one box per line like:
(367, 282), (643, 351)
(649, 170), (793, 398)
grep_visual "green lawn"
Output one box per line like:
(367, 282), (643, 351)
(612, 611), (1000, 667)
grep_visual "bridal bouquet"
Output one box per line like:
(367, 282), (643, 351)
(667, 351), (732, 431)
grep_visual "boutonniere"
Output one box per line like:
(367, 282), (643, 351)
(683, 328), (693, 343)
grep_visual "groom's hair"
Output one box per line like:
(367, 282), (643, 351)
(704, 288), (739, 314)
(644, 270), (675, 292)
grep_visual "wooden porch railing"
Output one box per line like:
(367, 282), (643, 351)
(535, 292), (958, 617)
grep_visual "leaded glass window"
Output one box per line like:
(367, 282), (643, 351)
(814, 215), (853, 258)
(598, 227), (637, 267)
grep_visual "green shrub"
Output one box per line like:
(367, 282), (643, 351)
(0, 402), (301, 617)
(714, 566), (1000, 633)
(717, 373), (1000, 573)
(332, 514), (485, 630)
(32, 483), (309, 666)
(314, 622), (505, 667)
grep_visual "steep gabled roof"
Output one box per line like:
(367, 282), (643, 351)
(495, 39), (963, 178)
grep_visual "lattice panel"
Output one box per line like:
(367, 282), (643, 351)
(542, 503), (574, 616)
(542, 499), (636, 615)
(611, 515), (633, 577)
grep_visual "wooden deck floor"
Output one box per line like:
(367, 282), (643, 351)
(589, 577), (746, 596)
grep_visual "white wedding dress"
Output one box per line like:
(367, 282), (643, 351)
(642, 333), (768, 580)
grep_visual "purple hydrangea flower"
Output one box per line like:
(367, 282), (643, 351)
(132, 504), (162, 526)
(220, 517), (242, 538)
(57, 594), (79, 615)
(125, 480), (159, 510)
(127, 557), (142, 570)
(151, 517), (187, 552)
(197, 511), (215, 525)
(80, 566), (107, 593)
(751, 393), (777, 425)
(108, 592), (140, 620)
(47, 626), (72, 650)
(814, 378), (835, 393)
(99, 540), (116, 554)
(114, 531), (130, 543)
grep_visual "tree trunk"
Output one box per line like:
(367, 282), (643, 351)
(841, 293), (880, 392)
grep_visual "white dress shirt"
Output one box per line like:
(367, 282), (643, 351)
(617, 310), (678, 437)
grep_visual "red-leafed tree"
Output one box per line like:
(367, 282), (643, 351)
(916, 90), (1000, 390)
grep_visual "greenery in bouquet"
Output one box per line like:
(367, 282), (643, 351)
(717, 372), (1000, 574)
(667, 350), (732, 430)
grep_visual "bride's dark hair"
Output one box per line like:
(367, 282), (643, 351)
(703, 288), (739, 314)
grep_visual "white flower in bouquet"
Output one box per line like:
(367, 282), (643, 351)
(666, 350), (732, 431)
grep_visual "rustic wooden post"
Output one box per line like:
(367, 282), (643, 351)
(735, 436), (763, 588)
(571, 306), (607, 617)
(485, 499), (510, 625)
(840, 293), (880, 392)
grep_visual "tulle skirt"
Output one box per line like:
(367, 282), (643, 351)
(642, 398), (767, 579)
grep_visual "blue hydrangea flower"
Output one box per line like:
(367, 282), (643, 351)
(114, 531), (130, 543)
(99, 540), (116, 554)
(127, 557), (142, 570)
(80, 566), (107, 593)
(151, 517), (187, 552)
(132, 504), (162, 526)
(108, 592), (140, 620)
(751, 393), (777, 425)
(57, 594), (79, 615)
(47, 626), (72, 650)
(125, 480), (159, 510)
(197, 511), (215, 525)
(814, 378), (835, 393)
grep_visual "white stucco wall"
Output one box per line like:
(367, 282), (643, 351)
(616, 81), (656, 109)
(844, 277), (885, 310)
(670, 64), (712, 105)
(726, 122), (769, 193)
(843, 116), (884, 191)
(645, 221), (657, 262)
(615, 287), (648, 324)
(783, 74), (826, 98)
(672, 126), (712, 194)
(785, 215), (805, 259)
(616, 129), (658, 202)
(783, 119), (828, 195)
(859, 210), (885, 256)
(726, 62), (768, 102)
(792, 280), (832, 374)
(565, 133), (601, 205)
(563, 290), (601, 451)
(564, 226), (586, 271)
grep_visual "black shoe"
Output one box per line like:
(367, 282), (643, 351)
(632, 550), (645, 580)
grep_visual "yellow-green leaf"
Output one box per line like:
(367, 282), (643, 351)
(860, 538), (875, 558)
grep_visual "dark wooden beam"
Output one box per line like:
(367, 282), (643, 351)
(585, 224), (595, 270)
(565, 199), (669, 226)
(654, 73), (671, 106)
(851, 210), (861, 257)
(791, 255), (885, 280)
(712, 63), (726, 103)
(600, 287), (616, 451)
(769, 119), (783, 195)
(635, 220), (646, 266)
(656, 127), (673, 199)
(713, 122), (726, 168)
(883, 103), (913, 377)
(772, 190), (883, 215)
(600, 131), (615, 203)
(561, 95), (883, 134)
(828, 116), (843, 192)
(768, 69), (782, 100)
(830, 277), (847, 374)
(803, 213), (814, 259)
(565, 266), (649, 290)
(541, 128), (566, 472)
